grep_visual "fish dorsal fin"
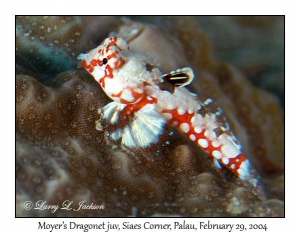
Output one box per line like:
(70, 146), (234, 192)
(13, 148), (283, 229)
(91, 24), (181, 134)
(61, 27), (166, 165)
(162, 67), (194, 87)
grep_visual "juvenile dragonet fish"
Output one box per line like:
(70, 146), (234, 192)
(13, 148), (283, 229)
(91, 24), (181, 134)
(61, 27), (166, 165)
(78, 36), (265, 199)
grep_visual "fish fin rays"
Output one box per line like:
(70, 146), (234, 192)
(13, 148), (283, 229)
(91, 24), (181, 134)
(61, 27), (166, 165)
(97, 102), (166, 149)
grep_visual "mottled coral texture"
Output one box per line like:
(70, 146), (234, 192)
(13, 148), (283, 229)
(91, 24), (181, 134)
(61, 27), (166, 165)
(16, 16), (284, 217)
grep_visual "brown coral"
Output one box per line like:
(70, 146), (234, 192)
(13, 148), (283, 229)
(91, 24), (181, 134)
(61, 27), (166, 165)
(16, 16), (284, 217)
(16, 16), (94, 79)
(196, 16), (284, 106)
(16, 72), (230, 216)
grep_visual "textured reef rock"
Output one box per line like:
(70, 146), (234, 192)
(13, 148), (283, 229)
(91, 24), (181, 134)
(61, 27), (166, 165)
(16, 16), (284, 217)
(16, 16), (95, 80)
(196, 16), (284, 106)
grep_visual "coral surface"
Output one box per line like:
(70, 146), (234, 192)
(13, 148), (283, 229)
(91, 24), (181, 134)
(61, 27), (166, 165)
(195, 16), (284, 106)
(16, 16), (284, 217)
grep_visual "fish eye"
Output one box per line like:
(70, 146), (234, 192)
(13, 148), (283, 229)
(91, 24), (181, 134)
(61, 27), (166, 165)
(102, 58), (108, 65)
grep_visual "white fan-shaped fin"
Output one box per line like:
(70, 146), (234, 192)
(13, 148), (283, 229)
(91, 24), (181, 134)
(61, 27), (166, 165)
(101, 101), (126, 124)
(122, 104), (166, 148)
(99, 101), (166, 148)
